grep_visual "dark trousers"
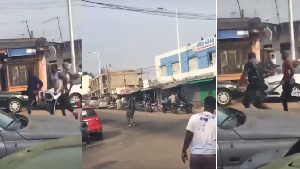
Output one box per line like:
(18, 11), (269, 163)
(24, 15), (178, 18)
(281, 82), (293, 111)
(59, 93), (74, 116)
(50, 93), (74, 116)
(27, 93), (36, 115)
(189, 154), (216, 169)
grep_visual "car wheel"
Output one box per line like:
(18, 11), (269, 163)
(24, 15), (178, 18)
(217, 88), (232, 106)
(8, 99), (22, 113)
(97, 133), (103, 140)
(70, 94), (82, 108)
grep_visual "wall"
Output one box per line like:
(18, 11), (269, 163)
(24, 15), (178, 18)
(109, 71), (140, 89)
(82, 75), (91, 95)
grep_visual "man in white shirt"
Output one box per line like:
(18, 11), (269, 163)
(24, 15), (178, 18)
(181, 96), (216, 169)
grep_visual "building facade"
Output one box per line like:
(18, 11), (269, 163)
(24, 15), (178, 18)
(217, 18), (265, 81)
(154, 37), (216, 107)
(0, 38), (48, 92)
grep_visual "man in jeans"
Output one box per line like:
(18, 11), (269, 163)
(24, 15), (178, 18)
(181, 96), (216, 169)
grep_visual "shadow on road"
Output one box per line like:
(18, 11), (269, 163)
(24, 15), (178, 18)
(101, 119), (115, 124)
(83, 130), (122, 150)
(91, 161), (117, 169)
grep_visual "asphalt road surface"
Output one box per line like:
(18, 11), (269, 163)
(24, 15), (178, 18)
(82, 109), (193, 169)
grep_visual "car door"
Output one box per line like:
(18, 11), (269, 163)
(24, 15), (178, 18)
(0, 128), (7, 159)
(0, 92), (9, 109)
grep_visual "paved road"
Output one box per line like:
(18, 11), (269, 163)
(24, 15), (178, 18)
(229, 102), (300, 112)
(82, 109), (194, 169)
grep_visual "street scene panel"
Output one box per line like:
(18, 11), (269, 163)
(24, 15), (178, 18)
(217, 0), (300, 168)
(82, 0), (217, 169)
(0, 0), (82, 168)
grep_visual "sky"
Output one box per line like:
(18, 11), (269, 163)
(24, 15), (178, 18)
(0, 0), (81, 41)
(82, 0), (216, 78)
(218, 0), (300, 23)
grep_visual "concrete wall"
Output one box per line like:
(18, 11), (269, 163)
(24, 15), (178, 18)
(82, 75), (91, 95)
(110, 71), (140, 89)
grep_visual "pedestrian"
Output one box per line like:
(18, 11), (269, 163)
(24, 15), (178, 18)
(116, 96), (121, 110)
(181, 96), (216, 169)
(58, 63), (80, 118)
(126, 98), (136, 126)
(27, 66), (43, 115)
(265, 50), (279, 75)
(280, 52), (295, 112)
(169, 92), (176, 104)
(239, 52), (270, 109)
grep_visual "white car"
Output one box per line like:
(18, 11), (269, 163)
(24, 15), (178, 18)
(264, 66), (300, 98)
(40, 76), (82, 108)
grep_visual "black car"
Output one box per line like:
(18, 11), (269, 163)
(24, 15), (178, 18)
(0, 91), (28, 113)
(217, 81), (243, 106)
(0, 110), (78, 159)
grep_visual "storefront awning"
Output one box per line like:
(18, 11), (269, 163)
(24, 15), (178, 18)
(189, 78), (214, 84)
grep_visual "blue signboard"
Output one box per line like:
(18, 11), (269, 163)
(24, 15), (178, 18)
(7, 48), (36, 57)
(217, 30), (249, 40)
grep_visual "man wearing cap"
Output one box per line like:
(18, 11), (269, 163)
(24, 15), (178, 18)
(181, 96), (216, 169)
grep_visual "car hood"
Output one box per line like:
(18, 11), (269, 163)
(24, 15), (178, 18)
(259, 153), (300, 169)
(17, 115), (79, 140)
(233, 109), (300, 140)
(0, 134), (82, 169)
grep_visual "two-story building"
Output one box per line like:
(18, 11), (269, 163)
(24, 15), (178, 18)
(155, 37), (216, 107)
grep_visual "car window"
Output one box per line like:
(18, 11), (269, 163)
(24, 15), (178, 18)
(82, 109), (97, 117)
(294, 66), (300, 74)
(0, 111), (14, 129)
(90, 97), (98, 100)
(73, 77), (82, 85)
(217, 107), (246, 129)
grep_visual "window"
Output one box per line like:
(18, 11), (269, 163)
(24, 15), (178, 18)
(8, 63), (35, 87)
(172, 62), (180, 75)
(160, 66), (167, 77)
(49, 60), (57, 63)
(188, 57), (198, 71)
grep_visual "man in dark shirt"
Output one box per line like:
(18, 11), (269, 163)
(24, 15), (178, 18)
(27, 66), (43, 115)
(239, 52), (270, 109)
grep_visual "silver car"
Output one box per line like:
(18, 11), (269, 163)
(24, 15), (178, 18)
(87, 96), (99, 107)
(96, 99), (107, 109)
(217, 107), (300, 169)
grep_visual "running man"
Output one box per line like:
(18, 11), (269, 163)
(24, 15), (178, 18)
(181, 96), (216, 169)
(27, 66), (43, 115)
(239, 52), (270, 109)
(280, 52), (295, 112)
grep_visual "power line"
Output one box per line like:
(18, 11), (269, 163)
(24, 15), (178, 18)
(274, 0), (281, 24)
(82, 0), (215, 20)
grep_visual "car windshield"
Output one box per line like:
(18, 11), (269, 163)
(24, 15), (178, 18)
(90, 97), (98, 100)
(0, 111), (14, 129)
(217, 107), (246, 129)
(82, 109), (97, 117)
(73, 77), (82, 85)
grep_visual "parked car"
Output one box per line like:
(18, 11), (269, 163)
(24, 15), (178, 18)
(107, 102), (117, 109)
(264, 66), (300, 98)
(217, 107), (300, 169)
(87, 96), (99, 107)
(40, 74), (82, 108)
(82, 106), (103, 140)
(96, 99), (107, 109)
(0, 91), (28, 113)
(0, 110), (79, 159)
(259, 153), (300, 169)
(217, 81), (243, 106)
(0, 134), (82, 169)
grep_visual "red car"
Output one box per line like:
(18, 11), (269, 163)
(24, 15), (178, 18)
(82, 106), (103, 140)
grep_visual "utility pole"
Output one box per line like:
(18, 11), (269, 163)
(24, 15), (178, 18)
(140, 68), (143, 80)
(288, 0), (296, 60)
(67, 0), (76, 73)
(175, 9), (182, 80)
(22, 20), (32, 38)
(57, 17), (64, 43)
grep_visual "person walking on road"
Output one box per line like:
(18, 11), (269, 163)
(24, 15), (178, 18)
(27, 66), (43, 115)
(280, 52), (295, 112)
(239, 52), (270, 109)
(181, 96), (216, 169)
(126, 98), (136, 127)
